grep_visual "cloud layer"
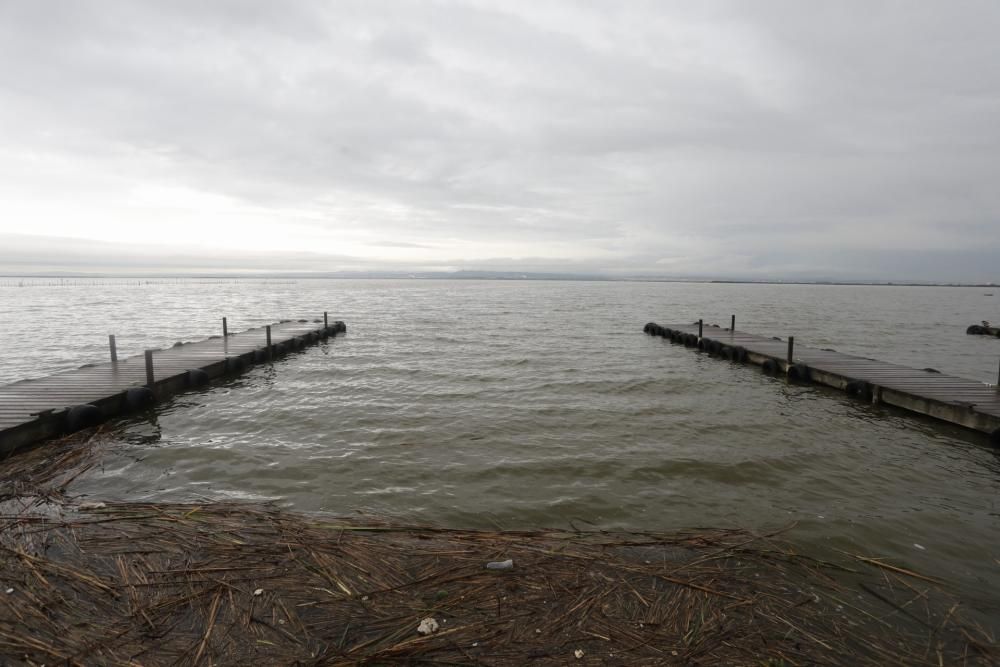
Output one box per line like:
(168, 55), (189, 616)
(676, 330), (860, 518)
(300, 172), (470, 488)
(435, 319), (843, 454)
(1, 1), (998, 280)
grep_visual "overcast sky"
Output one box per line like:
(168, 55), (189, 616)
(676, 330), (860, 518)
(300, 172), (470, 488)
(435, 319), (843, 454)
(1, 1), (998, 281)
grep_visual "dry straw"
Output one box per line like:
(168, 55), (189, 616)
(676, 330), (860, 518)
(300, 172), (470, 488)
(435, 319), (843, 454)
(0, 430), (996, 665)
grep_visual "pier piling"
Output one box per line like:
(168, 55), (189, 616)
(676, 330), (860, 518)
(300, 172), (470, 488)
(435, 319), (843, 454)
(144, 350), (155, 387)
(223, 317), (228, 338)
(109, 335), (117, 363)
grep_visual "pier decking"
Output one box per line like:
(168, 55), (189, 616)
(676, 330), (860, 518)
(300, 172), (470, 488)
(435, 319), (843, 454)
(0, 318), (345, 455)
(645, 322), (1000, 442)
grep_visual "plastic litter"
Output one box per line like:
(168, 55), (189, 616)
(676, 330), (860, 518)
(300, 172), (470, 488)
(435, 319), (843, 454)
(78, 502), (106, 510)
(486, 559), (514, 570)
(417, 617), (440, 635)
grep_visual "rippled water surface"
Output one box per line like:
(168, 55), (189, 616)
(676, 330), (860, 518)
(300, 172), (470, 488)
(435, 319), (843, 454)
(2, 278), (999, 616)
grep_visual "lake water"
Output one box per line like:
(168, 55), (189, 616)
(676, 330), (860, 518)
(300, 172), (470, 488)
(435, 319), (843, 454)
(2, 278), (999, 619)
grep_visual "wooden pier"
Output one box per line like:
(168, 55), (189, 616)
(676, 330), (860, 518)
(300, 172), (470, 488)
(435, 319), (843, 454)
(644, 321), (1000, 444)
(0, 317), (346, 455)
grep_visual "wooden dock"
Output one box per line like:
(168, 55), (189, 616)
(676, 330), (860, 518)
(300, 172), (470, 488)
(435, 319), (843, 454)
(0, 317), (346, 455)
(644, 321), (1000, 444)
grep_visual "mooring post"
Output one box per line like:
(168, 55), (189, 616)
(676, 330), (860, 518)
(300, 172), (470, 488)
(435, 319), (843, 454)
(144, 350), (154, 387)
(324, 311), (328, 328)
(730, 314), (735, 331)
(787, 336), (795, 364)
(266, 325), (273, 360)
(698, 319), (703, 338)
(108, 335), (118, 363)
(222, 317), (228, 337)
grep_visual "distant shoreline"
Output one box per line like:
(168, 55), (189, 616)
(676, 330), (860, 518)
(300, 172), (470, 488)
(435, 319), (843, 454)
(0, 273), (996, 288)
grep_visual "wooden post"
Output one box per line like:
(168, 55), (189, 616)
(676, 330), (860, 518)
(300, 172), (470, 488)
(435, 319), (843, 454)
(787, 336), (794, 364)
(698, 319), (703, 338)
(996, 357), (999, 389)
(324, 311), (328, 328)
(266, 325), (273, 360)
(108, 335), (117, 363)
(144, 350), (154, 387)
(222, 317), (228, 337)
(730, 314), (735, 331)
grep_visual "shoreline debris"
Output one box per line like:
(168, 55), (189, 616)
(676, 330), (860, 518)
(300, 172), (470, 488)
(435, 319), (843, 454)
(0, 429), (997, 664)
(0, 500), (995, 665)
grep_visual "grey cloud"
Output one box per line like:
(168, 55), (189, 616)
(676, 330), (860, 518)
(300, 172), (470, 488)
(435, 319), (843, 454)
(0, 1), (998, 281)
(372, 240), (432, 249)
(0, 234), (373, 273)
